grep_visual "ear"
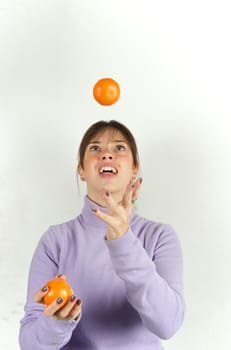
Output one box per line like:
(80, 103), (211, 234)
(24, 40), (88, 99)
(78, 164), (86, 182)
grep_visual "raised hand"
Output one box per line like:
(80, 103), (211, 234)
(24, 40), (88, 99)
(92, 177), (142, 240)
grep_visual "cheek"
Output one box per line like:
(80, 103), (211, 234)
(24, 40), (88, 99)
(123, 165), (136, 177)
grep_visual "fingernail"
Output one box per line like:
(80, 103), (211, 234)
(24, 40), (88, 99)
(139, 177), (143, 184)
(57, 274), (63, 278)
(56, 297), (63, 304)
(92, 207), (97, 213)
(41, 286), (48, 292)
(105, 191), (110, 196)
(70, 295), (76, 302)
(77, 299), (82, 306)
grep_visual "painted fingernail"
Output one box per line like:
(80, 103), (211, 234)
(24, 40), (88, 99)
(92, 207), (97, 213)
(57, 273), (63, 278)
(56, 297), (63, 304)
(77, 299), (82, 306)
(105, 191), (110, 196)
(41, 286), (48, 292)
(70, 295), (76, 302)
(139, 177), (143, 184)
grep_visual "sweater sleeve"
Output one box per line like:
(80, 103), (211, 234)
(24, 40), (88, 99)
(19, 228), (80, 350)
(105, 224), (185, 340)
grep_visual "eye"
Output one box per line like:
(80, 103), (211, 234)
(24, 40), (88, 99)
(89, 145), (101, 152)
(115, 144), (126, 151)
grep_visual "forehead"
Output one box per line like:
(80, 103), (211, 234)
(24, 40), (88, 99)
(89, 128), (128, 143)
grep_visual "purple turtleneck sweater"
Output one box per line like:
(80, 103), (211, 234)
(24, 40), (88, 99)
(19, 196), (185, 350)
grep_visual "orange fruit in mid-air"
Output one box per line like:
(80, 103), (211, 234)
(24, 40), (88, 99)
(43, 278), (73, 306)
(93, 77), (120, 106)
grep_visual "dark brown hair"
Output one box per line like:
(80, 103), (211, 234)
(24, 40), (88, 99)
(78, 120), (139, 169)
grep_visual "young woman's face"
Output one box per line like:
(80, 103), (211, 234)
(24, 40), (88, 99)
(78, 129), (139, 205)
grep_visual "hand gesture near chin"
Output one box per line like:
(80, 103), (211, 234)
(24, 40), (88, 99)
(92, 177), (142, 240)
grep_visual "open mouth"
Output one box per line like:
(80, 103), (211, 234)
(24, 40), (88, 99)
(99, 166), (118, 174)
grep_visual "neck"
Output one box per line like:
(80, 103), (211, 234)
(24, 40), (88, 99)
(86, 191), (123, 207)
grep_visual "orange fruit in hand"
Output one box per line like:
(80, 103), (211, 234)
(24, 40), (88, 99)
(43, 278), (73, 306)
(93, 78), (120, 106)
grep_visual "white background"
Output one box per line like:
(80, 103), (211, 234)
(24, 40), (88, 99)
(1, 1), (231, 349)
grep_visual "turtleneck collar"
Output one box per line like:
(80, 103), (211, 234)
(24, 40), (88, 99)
(80, 195), (135, 230)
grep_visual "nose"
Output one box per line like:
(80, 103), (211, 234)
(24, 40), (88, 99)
(101, 153), (113, 160)
(101, 148), (114, 160)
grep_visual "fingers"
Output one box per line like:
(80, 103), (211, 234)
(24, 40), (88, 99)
(131, 177), (142, 204)
(123, 176), (142, 207)
(91, 177), (143, 219)
(92, 192), (129, 238)
(44, 295), (82, 320)
(34, 274), (65, 304)
(55, 273), (66, 280)
(34, 285), (49, 303)
(121, 179), (135, 207)
(34, 275), (82, 321)
(91, 177), (143, 239)
(53, 296), (82, 321)
(91, 202), (115, 226)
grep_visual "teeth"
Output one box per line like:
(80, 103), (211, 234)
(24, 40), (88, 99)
(99, 167), (117, 174)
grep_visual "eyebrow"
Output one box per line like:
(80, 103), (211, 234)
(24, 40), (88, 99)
(88, 139), (128, 144)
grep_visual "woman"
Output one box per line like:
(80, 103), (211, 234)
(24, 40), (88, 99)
(19, 120), (185, 349)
